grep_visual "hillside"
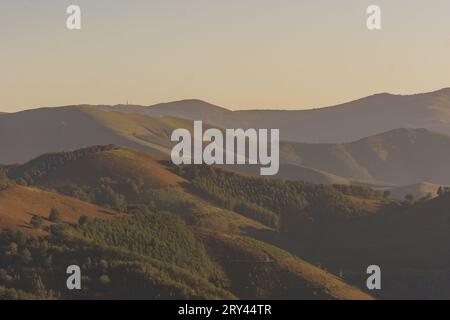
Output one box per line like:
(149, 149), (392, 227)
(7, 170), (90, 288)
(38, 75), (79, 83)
(4, 88), (450, 165)
(196, 230), (373, 300)
(98, 88), (450, 143)
(98, 99), (230, 126)
(390, 182), (444, 200)
(0, 146), (374, 300)
(0, 106), (196, 164)
(0, 184), (115, 235)
(232, 163), (351, 185)
(275, 190), (450, 299)
(8, 145), (184, 189)
(280, 128), (450, 185)
(2, 90), (450, 188)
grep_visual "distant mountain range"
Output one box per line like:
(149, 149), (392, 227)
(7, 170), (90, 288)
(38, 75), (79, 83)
(97, 87), (450, 143)
(3, 85), (450, 299)
(2, 88), (450, 187)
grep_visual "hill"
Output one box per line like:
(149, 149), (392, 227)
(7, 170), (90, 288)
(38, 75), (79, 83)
(98, 88), (450, 143)
(390, 182), (444, 200)
(1, 146), (374, 300)
(275, 189), (450, 299)
(280, 128), (450, 185)
(8, 145), (184, 189)
(2, 89), (450, 188)
(98, 99), (230, 125)
(0, 184), (114, 235)
(4, 87), (450, 165)
(232, 163), (351, 185)
(196, 230), (373, 300)
(0, 106), (196, 164)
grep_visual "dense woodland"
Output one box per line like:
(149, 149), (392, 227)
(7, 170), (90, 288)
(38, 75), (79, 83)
(0, 210), (231, 299)
(174, 165), (364, 231)
(8, 145), (120, 186)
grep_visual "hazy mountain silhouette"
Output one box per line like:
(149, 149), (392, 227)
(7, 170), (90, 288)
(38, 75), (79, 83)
(2, 88), (450, 186)
(0, 106), (195, 164)
(280, 128), (450, 185)
(96, 88), (450, 143)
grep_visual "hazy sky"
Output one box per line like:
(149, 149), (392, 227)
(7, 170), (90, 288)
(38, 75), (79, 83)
(1, 0), (450, 112)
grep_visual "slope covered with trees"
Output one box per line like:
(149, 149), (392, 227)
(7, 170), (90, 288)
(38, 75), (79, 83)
(175, 165), (364, 231)
(0, 146), (374, 300)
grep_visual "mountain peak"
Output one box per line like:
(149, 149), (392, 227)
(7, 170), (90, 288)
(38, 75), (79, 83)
(147, 99), (231, 117)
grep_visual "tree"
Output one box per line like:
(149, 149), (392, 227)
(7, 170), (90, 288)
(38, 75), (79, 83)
(78, 215), (90, 226)
(5, 242), (18, 256)
(21, 248), (32, 264)
(98, 274), (111, 286)
(49, 208), (62, 223)
(30, 216), (44, 229)
(0, 170), (8, 191)
(30, 273), (46, 296)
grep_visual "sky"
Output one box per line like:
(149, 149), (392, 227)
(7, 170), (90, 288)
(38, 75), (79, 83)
(1, 0), (450, 112)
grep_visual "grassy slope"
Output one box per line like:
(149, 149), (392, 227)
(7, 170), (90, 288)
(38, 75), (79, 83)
(0, 106), (198, 164)
(81, 107), (195, 154)
(157, 188), (372, 300)
(13, 147), (185, 189)
(0, 184), (115, 235)
(196, 230), (372, 300)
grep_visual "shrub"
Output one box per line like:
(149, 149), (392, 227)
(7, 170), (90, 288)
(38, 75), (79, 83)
(78, 215), (90, 226)
(49, 208), (62, 223)
(30, 216), (44, 229)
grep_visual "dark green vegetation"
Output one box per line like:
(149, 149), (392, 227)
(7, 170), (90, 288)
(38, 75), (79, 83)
(270, 189), (450, 299)
(6, 144), (450, 299)
(0, 224), (232, 300)
(8, 145), (119, 186)
(0, 146), (372, 300)
(332, 184), (384, 199)
(174, 165), (364, 231)
(76, 212), (214, 279)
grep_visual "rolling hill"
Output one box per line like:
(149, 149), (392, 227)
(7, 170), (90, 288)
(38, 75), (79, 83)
(280, 128), (450, 185)
(0, 146), (374, 300)
(274, 189), (450, 299)
(7, 145), (184, 190)
(196, 230), (373, 300)
(231, 163), (351, 185)
(0, 106), (196, 164)
(2, 88), (450, 188)
(97, 88), (450, 143)
(5, 106), (450, 187)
